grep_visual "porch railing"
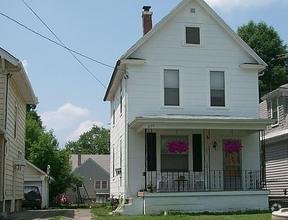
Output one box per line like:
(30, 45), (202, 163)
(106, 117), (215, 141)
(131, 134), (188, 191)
(146, 170), (262, 192)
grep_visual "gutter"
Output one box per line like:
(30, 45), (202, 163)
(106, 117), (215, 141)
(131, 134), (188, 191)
(103, 60), (121, 101)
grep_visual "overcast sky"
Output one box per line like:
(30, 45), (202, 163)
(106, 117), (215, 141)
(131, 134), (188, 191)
(1, 0), (288, 147)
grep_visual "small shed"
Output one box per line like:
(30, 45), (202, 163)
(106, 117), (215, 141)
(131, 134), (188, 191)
(24, 160), (54, 208)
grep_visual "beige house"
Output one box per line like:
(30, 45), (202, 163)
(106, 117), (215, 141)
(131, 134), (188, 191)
(0, 47), (37, 215)
(24, 160), (53, 209)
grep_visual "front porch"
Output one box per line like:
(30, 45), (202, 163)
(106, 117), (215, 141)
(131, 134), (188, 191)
(122, 115), (272, 215)
(146, 170), (262, 193)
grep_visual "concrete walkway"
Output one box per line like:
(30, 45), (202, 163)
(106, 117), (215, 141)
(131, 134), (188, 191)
(8, 209), (92, 220)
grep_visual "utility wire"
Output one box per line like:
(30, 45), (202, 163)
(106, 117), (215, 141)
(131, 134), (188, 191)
(0, 9), (128, 107)
(0, 11), (115, 72)
(20, 0), (107, 88)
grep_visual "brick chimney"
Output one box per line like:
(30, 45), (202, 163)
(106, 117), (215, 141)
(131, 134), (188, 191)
(78, 150), (82, 167)
(142, 6), (153, 36)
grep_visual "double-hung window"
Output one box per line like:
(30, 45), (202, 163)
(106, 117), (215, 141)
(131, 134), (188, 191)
(95, 180), (108, 190)
(271, 98), (279, 125)
(161, 136), (188, 172)
(210, 71), (225, 107)
(164, 69), (180, 106)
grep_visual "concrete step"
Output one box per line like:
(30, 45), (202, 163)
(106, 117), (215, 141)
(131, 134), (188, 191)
(114, 197), (143, 215)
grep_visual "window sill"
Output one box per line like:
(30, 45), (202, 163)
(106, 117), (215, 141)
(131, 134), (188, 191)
(271, 123), (279, 128)
(161, 106), (184, 109)
(183, 43), (203, 48)
(207, 106), (229, 110)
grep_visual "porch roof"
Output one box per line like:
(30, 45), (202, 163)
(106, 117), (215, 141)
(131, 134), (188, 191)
(129, 115), (274, 133)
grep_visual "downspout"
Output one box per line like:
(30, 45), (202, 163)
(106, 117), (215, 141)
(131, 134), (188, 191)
(2, 57), (10, 214)
(124, 73), (129, 198)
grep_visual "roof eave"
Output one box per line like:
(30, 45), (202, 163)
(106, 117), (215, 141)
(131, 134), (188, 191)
(130, 117), (274, 133)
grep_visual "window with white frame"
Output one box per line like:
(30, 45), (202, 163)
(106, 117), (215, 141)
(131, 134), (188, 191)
(120, 80), (123, 115)
(14, 104), (18, 138)
(161, 136), (188, 172)
(120, 96), (123, 115)
(94, 180), (108, 190)
(164, 69), (180, 106)
(210, 71), (225, 107)
(112, 97), (115, 125)
(185, 26), (200, 45)
(271, 98), (279, 124)
(112, 146), (115, 177)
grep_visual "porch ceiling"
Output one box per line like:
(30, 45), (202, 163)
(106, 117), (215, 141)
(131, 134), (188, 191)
(129, 115), (274, 133)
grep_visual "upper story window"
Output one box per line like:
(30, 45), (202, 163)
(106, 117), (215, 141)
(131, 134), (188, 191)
(185, 27), (200, 45)
(112, 97), (115, 125)
(210, 71), (225, 107)
(120, 96), (123, 115)
(14, 104), (18, 139)
(164, 69), (180, 106)
(271, 98), (279, 125)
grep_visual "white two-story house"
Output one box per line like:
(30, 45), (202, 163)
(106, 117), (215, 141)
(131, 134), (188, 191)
(104, 0), (273, 215)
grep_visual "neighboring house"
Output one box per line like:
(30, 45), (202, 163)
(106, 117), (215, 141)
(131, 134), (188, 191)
(0, 47), (37, 215)
(260, 84), (288, 203)
(104, 0), (273, 215)
(24, 160), (54, 208)
(66, 152), (110, 203)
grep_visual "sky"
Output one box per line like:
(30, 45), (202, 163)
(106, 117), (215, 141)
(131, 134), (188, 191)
(1, 0), (288, 147)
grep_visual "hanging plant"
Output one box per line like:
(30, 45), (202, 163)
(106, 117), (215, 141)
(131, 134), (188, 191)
(223, 139), (242, 152)
(166, 140), (189, 154)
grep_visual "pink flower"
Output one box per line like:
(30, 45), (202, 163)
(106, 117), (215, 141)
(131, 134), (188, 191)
(223, 139), (242, 152)
(167, 140), (189, 154)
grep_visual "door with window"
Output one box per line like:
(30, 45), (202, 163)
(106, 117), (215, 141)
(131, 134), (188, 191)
(224, 149), (241, 190)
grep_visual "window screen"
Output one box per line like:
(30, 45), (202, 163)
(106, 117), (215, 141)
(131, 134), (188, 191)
(186, 27), (200, 44)
(164, 69), (179, 106)
(210, 71), (225, 107)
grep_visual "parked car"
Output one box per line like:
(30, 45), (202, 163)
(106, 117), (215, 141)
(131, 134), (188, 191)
(22, 186), (42, 209)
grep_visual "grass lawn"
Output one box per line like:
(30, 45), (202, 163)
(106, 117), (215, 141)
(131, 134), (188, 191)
(48, 211), (66, 220)
(91, 204), (272, 220)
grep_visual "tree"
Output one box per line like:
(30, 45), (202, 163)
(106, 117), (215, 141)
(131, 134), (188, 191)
(25, 106), (82, 203)
(65, 125), (110, 154)
(237, 20), (288, 98)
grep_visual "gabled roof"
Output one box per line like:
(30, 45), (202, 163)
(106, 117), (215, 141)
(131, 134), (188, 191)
(121, 0), (266, 64)
(261, 83), (288, 101)
(70, 154), (110, 174)
(0, 47), (38, 105)
(25, 160), (55, 181)
(104, 0), (267, 101)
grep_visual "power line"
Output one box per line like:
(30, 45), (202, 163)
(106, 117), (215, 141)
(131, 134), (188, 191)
(0, 11), (115, 71)
(20, 0), (107, 88)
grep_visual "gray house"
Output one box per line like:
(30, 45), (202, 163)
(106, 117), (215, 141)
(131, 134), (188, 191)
(66, 152), (110, 203)
(260, 84), (288, 203)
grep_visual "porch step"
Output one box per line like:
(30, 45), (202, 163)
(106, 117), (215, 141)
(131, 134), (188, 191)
(113, 197), (143, 215)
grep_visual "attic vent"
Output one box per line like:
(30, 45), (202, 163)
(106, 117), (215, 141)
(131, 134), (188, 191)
(190, 8), (196, 13)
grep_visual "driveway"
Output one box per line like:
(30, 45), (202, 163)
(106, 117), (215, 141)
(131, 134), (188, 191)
(8, 209), (92, 220)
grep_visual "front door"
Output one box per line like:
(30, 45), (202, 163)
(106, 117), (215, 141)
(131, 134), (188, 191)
(224, 150), (242, 190)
